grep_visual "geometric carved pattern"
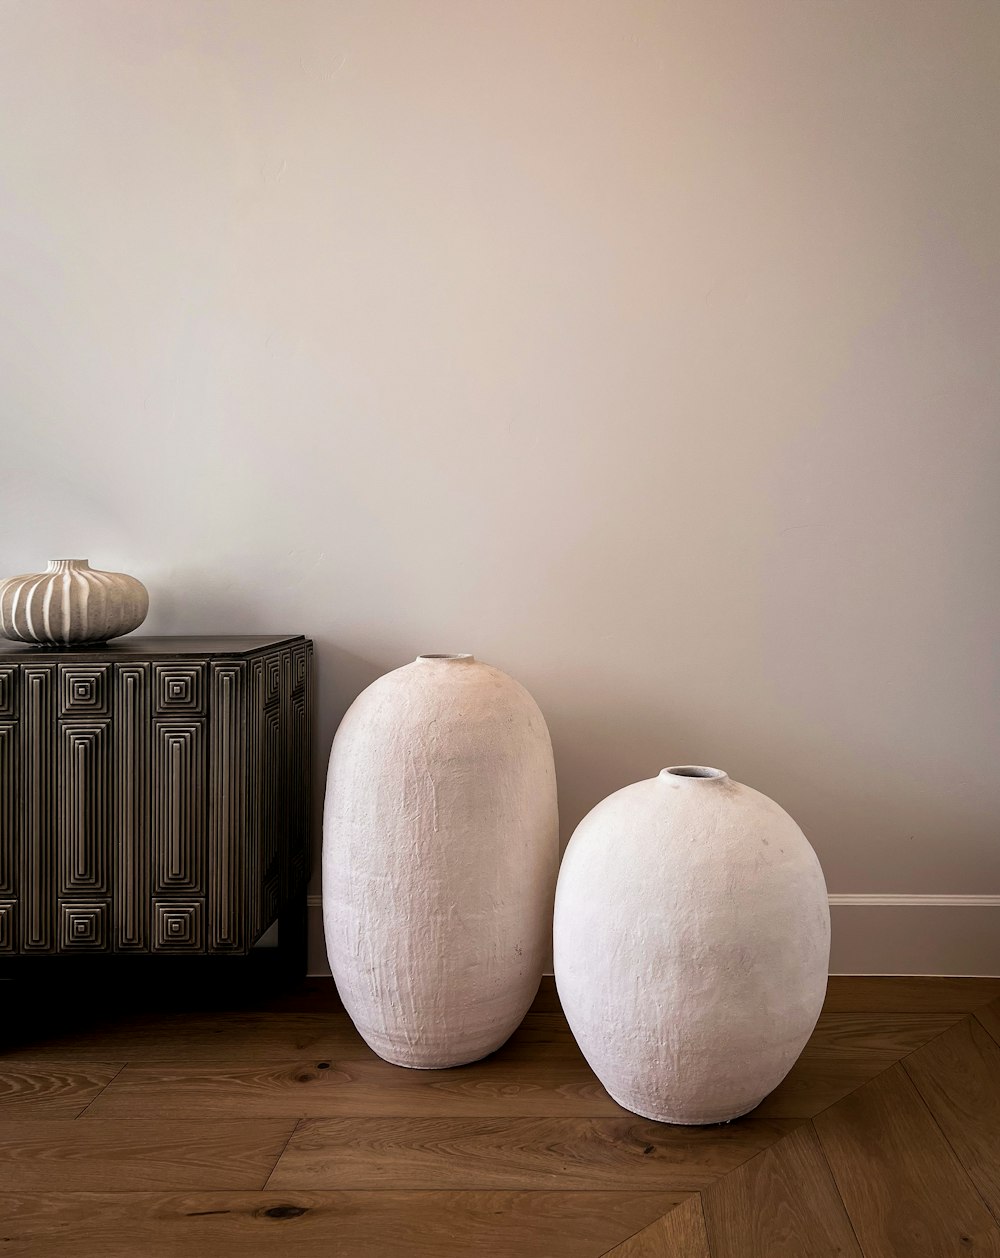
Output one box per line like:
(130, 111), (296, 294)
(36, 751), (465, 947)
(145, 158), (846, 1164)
(153, 662), (207, 716)
(209, 662), (246, 951)
(114, 663), (149, 950)
(57, 721), (111, 895)
(0, 900), (15, 951)
(0, 721), (17, 895)
(59, 664), (111, 718)
(152, 719), (206, 893)
(0, 637), (311, 958)
(289, 687), (310, 889)
(0, 665), (16, 716)
(261, 867), (280, 931)
(245, 657), (265, 945)
(153, 898), (204, 950)
(58, 899), (109, 950)
(265, 654), (281, 705)
(20, 664), (56, 951)
(261, 704), (282, 901)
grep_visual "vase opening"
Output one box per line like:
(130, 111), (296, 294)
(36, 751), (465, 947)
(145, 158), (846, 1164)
(416, 653), (475, 662)
(46, 559), (91, 571)
(661, 765), (728, 781)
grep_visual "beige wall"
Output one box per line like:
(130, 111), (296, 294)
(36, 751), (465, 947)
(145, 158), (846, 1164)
(2, 1), (998, 970)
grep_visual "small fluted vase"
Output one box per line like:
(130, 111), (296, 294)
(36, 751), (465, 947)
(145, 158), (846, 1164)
(554, 765), (830, 1125)
(324, 653), (559, 1068)
(0, 559), (149, 645)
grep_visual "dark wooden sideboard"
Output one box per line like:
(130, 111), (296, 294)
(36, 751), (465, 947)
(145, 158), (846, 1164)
(0, 635), (312, 969)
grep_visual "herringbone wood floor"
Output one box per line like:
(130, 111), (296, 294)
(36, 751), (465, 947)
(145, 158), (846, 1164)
(2, 974), (1000, 1256)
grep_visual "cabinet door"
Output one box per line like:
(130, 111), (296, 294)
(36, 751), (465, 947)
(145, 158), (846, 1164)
(288, 676), (310, 891)
(261, 695), (283, 906)
(20, 664), (56, 950)
(57, 720), (111, 897)
(115, 663), (150, 950)
(0, 667), (19, 947)
(209, 660), (247, 951)
(0, 719), (17, 899)
(55, 665), (113, 955)
(151, 718), (207, 895)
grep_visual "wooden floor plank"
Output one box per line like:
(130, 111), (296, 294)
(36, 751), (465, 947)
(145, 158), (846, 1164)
(815, 1064), (1000, 1256)
(1, 982), (564, 1065)
(0, 1062), (124, 1117)
(700, 1124), (862, 1257)
(82, 1055), (627, 1119)
(2, 1012), (370, 1064)
(974, 997), (1000, 1046)
(601, 1194), (712, 1256)
(0, 1119), (296, 1192)
(81, 1044), (905, 1124)
(750, 1050), (900, 1119)
(3, 1006), (959, 1069)
(800, 1011), (959, 1057)
(0, 1189), (685, 1258)
(0, 974), (994, 1255)
(822, 976), (1000, 1014)
(903, 1017), (1000, 1223)
(490, 1013), (590, 1063)
(266, 1114), (799, 1191)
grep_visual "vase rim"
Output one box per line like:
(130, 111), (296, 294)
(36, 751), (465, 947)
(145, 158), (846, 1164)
(415, 653), (475, 663)
(660, 765), (729, 782)
(46, 559), (91, 569)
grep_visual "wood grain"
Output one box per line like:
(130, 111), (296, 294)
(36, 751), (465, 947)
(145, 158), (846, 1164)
(602, 1194), (711, 1257)
(701, 1123), (862, 1257)
(83, 1055), (626, 1120)
(0, 1061), (123, 1116)
(903, 1017), (1000, 1222)
(2, 1012), (369, 1063)
(822, 976), (1000, 1014)
(0, 1189), (686, 1258)
(2, 975), (995, 1254)
(751, 1050), (900, 1118)
(266, 1114), (800, 1191)
(800, 1011), (959, 1057)
(815, 1064), (1000, 1256)
(81, 1045), (905, 1124)
(0, 1119), (296, 1191)
(974, 997), (1000, 1046)
(491, 1012), (590, 1063)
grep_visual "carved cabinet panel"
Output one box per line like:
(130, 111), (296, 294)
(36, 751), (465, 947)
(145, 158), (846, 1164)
(0, 636), (312, 957)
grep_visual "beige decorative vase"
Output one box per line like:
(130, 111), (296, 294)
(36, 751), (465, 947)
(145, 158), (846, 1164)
(0, 559), (149, 645)
(554, 765), (830, 1125)
(323, 653), (559, 1068)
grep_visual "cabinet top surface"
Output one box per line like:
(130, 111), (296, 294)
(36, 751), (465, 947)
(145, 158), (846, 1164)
(0, 635), (308, 660)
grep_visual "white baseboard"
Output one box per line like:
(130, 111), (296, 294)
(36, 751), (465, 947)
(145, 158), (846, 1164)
(306, 894), (1000, 978)
(827, 894), (1000, 976)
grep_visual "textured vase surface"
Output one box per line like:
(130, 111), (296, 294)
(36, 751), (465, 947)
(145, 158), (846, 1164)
(323, 653), (559, 1068)
(554, 766), (830, 1125)
(0, 559), (149, 645)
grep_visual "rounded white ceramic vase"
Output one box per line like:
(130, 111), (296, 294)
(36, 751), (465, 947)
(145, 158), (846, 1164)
(323, 654), (559, 1069)
(0, 559), (149, 645)
(554, 765), (830, 1125)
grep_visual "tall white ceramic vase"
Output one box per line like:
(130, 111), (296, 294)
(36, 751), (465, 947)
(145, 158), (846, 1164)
(323, 654), (558, 1069)
(554, 765), (830, 1124)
